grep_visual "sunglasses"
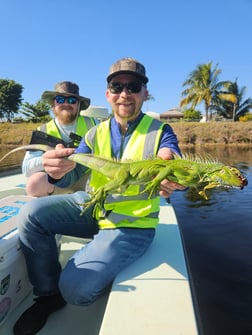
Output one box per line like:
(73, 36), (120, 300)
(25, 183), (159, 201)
(108, 81), (144, 94)
(54, 95), (79, 104)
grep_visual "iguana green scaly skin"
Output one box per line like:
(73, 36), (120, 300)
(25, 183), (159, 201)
(0, 144), (248, 217)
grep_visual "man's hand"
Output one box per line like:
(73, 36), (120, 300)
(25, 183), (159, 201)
(159, 179), (185, 198)
(42, 144), (76, 180)
(157, 147), (186, 198)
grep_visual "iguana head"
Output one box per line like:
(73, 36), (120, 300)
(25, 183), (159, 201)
(199, 165), (248, 200)
(208, 165), (248, 189)
(201, 165), (248, 189)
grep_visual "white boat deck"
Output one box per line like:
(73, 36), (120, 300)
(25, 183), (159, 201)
(0, 173), (26, 199)
(0, 173), (198, 335)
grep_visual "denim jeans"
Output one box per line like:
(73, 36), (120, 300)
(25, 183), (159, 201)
(18, 191), (155, 306)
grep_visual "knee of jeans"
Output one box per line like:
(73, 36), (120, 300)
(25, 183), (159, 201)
(17, 202), (33, 232)
(59, 263), (99, 306)
(18, 201), (48, 242)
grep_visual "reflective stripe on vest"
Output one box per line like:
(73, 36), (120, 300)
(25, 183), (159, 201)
(39, 116), (95, 140)
(86, 115), (165, 229)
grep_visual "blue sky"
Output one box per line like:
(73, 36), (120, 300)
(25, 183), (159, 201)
(1, 0), (252, 115)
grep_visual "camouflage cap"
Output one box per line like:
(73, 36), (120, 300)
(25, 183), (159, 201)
(41, 81), (90, 110)
(107, 57), (148, 84)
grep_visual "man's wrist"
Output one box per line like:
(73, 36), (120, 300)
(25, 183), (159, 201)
(47, 174), (63, 184)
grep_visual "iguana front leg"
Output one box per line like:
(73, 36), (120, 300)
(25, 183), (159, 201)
(142, 166), (174, 197)
(80, 166), (130, 218)
(198, 182), (220, 200)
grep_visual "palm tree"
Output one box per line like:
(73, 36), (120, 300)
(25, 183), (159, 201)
(213, 80), (252, 121)
(180, 62), (221, 121)
(145, 93), (155, 111)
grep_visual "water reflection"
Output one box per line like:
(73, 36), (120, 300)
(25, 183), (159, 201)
(181, 145), (252, 165)
(171, 146), (252, 335)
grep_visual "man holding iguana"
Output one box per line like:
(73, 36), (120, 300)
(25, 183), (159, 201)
(13, 57), (184, 335)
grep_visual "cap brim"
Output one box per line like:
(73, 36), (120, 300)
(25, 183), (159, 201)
(106, 71), (148, 84)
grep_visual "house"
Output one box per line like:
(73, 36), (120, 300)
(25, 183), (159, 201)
(144, 111), (160, 120)
(80, 106), (110, 122)
(160, 109), (184, 121)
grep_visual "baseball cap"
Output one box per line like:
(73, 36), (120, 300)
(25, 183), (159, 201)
(107, 57), (148, 84)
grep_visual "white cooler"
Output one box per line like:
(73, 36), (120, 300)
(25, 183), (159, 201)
(0, 196), (33, 325)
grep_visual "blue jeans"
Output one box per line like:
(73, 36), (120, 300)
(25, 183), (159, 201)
(18, 191), (155, 306)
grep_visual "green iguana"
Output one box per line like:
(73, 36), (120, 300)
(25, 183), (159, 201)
(0, 144), (248, 217)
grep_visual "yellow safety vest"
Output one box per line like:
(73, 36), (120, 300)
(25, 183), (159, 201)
(39, 116), (95, 145)
(85, 115), (164, 229)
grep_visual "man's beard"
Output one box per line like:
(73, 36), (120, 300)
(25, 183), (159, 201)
(55, 107), (78, 124)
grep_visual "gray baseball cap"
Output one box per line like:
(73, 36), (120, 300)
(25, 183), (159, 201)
(107, 57), (148, 84)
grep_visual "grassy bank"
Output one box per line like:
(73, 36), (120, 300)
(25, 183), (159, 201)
(171, 121), (252, 147)
(0, 123), (42, 147)
(0, 121), (252, 147)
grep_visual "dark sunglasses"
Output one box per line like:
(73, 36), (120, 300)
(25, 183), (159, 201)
(54, 95), (79, 104)
(108, 81), (144, 94)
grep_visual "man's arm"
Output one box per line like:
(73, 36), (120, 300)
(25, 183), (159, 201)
(157, 146), (185, 198)
(22, 151), (44, 177)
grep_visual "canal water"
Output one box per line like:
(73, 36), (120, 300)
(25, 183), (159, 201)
(0, 146), (252, 334)
(171, 146), (252, 335)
